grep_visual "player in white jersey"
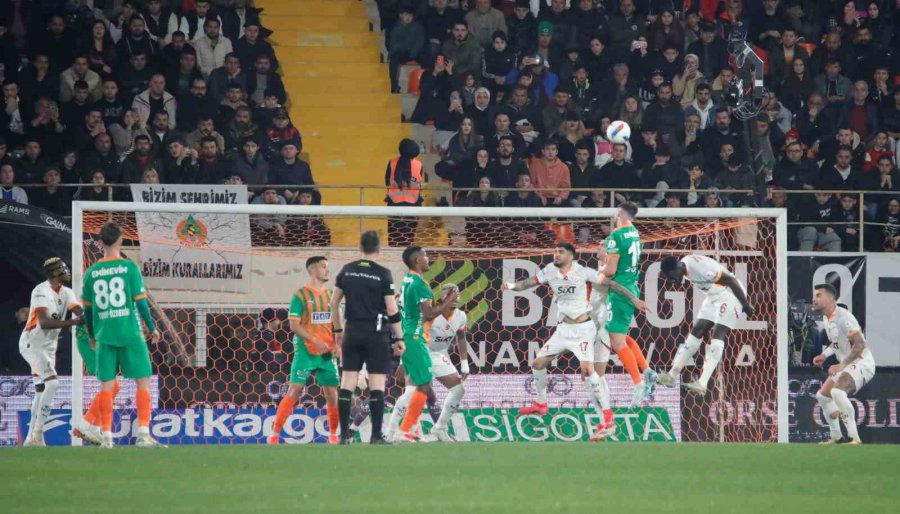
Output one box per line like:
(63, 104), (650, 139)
(19, 258), (83, 446)
(656, 255), (754, 395)
(424, 284), (469, 441)
(502, 243), (645, 432)
(811, 284), (875, 445)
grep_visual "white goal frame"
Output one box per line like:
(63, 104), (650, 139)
(70, 202), (790, 444)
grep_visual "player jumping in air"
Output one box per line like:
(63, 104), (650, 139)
(81, 222), (164, 448)
(504, 242), (646, 433)
(601, 202), (655, 406)
(811, 284), (875, 445)
(656, 254), (755, 395)
(269, 256), (340, 445)
(20, 258), (83, 446)
(389, 246), (458, 443)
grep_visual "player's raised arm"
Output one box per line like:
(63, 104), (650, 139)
(717, 272), (754, 316)
(502, 275), (541, 291)
(419, 286), (459, 321)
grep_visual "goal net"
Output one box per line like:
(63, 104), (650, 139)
(71, 203), (788, 445)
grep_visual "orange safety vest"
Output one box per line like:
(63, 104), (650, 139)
(386, 157), (423, 205)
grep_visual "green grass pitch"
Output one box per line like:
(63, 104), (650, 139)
(3, 443), (898, 513)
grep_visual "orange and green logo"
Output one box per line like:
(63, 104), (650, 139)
(176, 215), (207, 246)
(424, 257), (490, 328)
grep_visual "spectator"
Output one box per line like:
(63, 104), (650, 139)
(838, 81), (880, 142)
(814, 58), (852, 111)
(507, 0), (537, 54)
(487, 112), (527, 159)
(441, 22), (483, 81)
(482, 31), (516, 97)
(109, 109), (150, 156)
(121, 134), (163, 183)
(264, 108), (302, 160)
(486, 136), (528, 192)
(568, 141), (601, 206)
(876, 198), (900, 251)
(218, 83), (248, 129)
(76, 170), (111, 202)
(58, 148), (83, 185)
(699, 108), (745, 171)
(687, 21), (728, 80)
(187, 135), (226, 183)
(116, 16), (159, 66)
(250, 186), (288, 239)
(462, 175), (503, 207)
(774, 141), (819, 192)
(661, 190), (682, 208)
(644, 82), (684, 140)
(161, 32), (196, 76)
(117, 52), (153, 106)
(410, 57), (455, 126)
(503, 171), (544, 207)
(384, 138), (423, 246)
(751, 0), (786, 53)
(465, 87), (494, 138)
(147, 111), (174, 155)
(541, 87), (575, 139)
(132, 74), (177, 129)
(863, 132), (893, 174)
(753, 114), (785, 174)
(436, 116), (483, 193)
(254, 90), (284, 132)
(230, 137), (269, 187)
(143, 0), (179, 45)
(167, 50), (204, 100)
(28, 167), (71, 216)
(234, 20), (278, 76)
(834, 193), (865, 251)
(60, 55), (102, 104)
(0, 137), (11, 168)
(779, 58), (814, 115)
(162, 137), (199, 184)
(874, 156), (900, 200)
(18, 54), (60, 108)
(762, 90), (793, 136)
(870, 66), (893, 111)
(16, 139), (49, 185)
(679, 162), (713, 207)
(72, 108), (108, 153)
(388, 6), (426, 93)
(673, 54), (704, 108)
(178, 78), (218, 133)
(820, 126), (866, 170)
(176, 0), (221, 43)
(0, 163), (27, 204)
(247, 54), (285, 106)
(208, 53), (247, 102)
(637, 69), (665, 107)
(1, 82), (25, 147)
(597, 63), (638, 123)
(187, 114), (226, 155)
(82, 132), (121, 183)
(38, 15), (77, 70)
(424, 0), (463, 62)
(271, 142), (314, 203)
(641, 146), (679, 207)
(529, 139), (570, 206)
(683, 83), (714, 130)
(768, 27), (809, 83)
(797, 192), (842, 252)
(466, 0), (507, 48)
(196, 18), (234, 77)
(715, 154), (757, 207)
(95, 80), (128, 128)
(223, 106), (260, 155)
(556, 111), (587, 163)
(615, 96), (644, 137)
(820, 145), (865, 191)
(292, 188), (331, 246)
(709, 66), (735, 106)
(598, 143), (640, 203)
(609, 0), (644, 62)
(141, 167), (161, 184)
(796, 92), (835, 149)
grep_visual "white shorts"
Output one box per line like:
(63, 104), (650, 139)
(590, 301), (611, 364)
(430, 350), (459, 378)
(696, 290), (742, 330)
(836, 353), (876, 392)
(19, 346), (57, 382)
(537, 320), (597, 363)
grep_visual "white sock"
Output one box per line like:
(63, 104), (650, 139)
(698, 339), (724, 388)
(533, 368), (549, 404)
(831, 388), (859, 440)
(586, 372), (610, 415)
(28, 386), (43, 438)
(668, 335), (701, 378)
(386, 386), (415, 437)
(816, 391), (843, 441)
(435, 384), (464, 430)
(35, 378), (59, 433)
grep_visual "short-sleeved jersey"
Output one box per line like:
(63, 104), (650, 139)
(606, 224), (642, 292)
(335, 259), (395, 325)
(81, 257), (147, 347)
(682, 255), (730, 293)
(288, 285), (335, 355)
(20, 281), (78, 350)
(823, 307), (873, 363)
(537, 262), (600, 322)
(401, 272), (432, 339)
(428, 309), (467, 353)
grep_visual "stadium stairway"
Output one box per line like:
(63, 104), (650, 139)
(259, 0), (449, 246)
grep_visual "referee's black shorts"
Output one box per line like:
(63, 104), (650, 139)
(342, 323), (392, 374)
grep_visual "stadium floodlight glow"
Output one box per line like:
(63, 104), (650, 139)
(72, 202), (789, 444)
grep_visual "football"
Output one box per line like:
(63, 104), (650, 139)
(606, 120), (631, 144)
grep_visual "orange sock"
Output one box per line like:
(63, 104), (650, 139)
(272, 396), (298, 434)
(399, 391), (427, 433)
(136, 389), (151, 428)
(98, 390), (114, 432)
(87, 380), (121, 426)
(616, 346), (642, 384)
(626, 336), (649, 372)
(113, 379), (121, 397)
(326, 404), (339, 435)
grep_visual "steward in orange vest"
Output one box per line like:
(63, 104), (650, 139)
(385, 139), (424, 206)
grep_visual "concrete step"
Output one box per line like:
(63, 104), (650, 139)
(268, 31), (380, 48)
(281, 62), (386, 79)
(290, 92), (398, 108)
(262, 1), (367, 17)
(295, 106), (399, 123)
(277, 46), (381, 63)
(261, 15), (370, 32)
(284, 77), (389, 94)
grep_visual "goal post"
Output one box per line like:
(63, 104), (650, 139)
(71, 201), (789, 444)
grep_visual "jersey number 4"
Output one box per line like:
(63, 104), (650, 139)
(94, 277), (127, 309)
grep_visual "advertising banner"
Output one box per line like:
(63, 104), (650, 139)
(130, 184), (251, 293)
(789, 367), (900, 443)
(0, 200), (72, 283)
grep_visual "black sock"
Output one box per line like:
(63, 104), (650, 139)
(368, 390), (385, 440)
(426, 390), (440, 423)
(338, 388), (353, 439)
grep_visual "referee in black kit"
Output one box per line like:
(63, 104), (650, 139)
(331, 230), (404, 444)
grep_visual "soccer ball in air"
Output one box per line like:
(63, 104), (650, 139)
(606, 121), (631, 144)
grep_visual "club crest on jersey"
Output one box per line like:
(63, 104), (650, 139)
(311, 312), (332, 324)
